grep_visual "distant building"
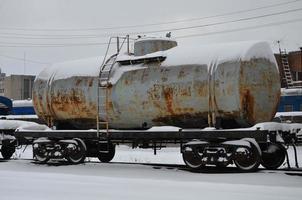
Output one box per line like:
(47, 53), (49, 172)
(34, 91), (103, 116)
(4, 75), (35, 100)
(0, 68), (6, 96)
(275, 49), (302, 88)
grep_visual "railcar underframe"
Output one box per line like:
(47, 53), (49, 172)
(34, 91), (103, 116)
(0, 128), (295, 172)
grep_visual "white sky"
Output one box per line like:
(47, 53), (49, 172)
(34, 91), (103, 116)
(0, 0), (301, 75)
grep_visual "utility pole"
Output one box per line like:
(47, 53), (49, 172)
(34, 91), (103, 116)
(23, 52), (26, 75)
(300, 47), (302, 81)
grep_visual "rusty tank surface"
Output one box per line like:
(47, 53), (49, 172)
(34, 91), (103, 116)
(33, 38), (280, 129)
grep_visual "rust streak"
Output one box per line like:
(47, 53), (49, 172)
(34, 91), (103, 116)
(240, 88), (255, 124)
(75, 79), (82, 86)
(88, 78), (93, 87)
(163, 87), (174, 114)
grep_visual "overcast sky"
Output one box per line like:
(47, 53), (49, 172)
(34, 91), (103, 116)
(0, 0), (301, 75)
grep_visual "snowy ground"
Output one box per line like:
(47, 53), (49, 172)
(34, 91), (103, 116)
(1, 146), (302, 200)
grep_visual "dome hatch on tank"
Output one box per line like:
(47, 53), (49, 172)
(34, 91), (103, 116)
(134, 37), (177, 56)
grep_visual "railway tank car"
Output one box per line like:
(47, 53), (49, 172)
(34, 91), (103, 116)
(32, 37), (280, 130)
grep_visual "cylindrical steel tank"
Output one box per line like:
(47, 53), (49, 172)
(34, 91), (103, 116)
(33, 40), (280, 129)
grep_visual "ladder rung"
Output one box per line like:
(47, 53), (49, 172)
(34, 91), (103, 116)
(103, 65), (113, 69)
(100, 73), (110, 77)
(104, 62), (114, 65)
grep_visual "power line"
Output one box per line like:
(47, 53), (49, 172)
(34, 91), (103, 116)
(0, 0), (301, 32)
(0, 17), (301, 48)
(127, 7), (302, 35)
(0, 6), (301, 40)
(0, 54), (50, 64)
(177, 17), (302, 39)
(0, 41), (110, 47)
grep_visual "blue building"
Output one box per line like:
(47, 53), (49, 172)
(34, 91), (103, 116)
(11, 100), (35, 115)
(0, 97), (35, 116)
(278, 88), (302, 112)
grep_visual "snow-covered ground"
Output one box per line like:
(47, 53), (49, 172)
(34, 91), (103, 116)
(1, 145), (302, 200)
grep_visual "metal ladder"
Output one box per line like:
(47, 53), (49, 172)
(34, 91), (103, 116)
(280, 51), (294, 88)
(97, 54), (117, 133)
(97, 36), (130, 138)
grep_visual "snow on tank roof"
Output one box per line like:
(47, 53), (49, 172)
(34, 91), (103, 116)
(37, 56), (103, 81)
(162, 40), (277, 68)
(118, 40), (276, 67)
(116, 51), (166, 62)
(37, 40), (276, 81)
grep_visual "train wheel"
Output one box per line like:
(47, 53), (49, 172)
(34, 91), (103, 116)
(98, 143), (115, 163)
(34, 144), (50, 163)
(182, 146), (204, 169)
(1, 144), (15, 160)
(261, 143), (286, 170)
(67, 138), (87, 164)
(234, 141), (261, 172)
